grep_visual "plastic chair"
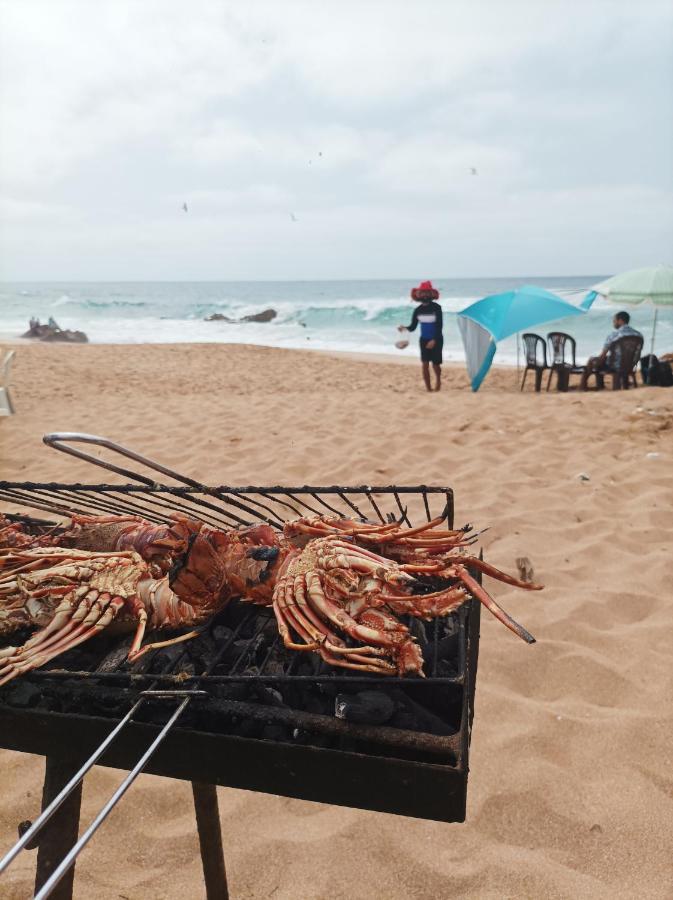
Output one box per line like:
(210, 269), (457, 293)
(597, 335), (643, 390)
(520, 334), (548, 392)
(546, 332), (584, 392)
(0, 350), (16, 416)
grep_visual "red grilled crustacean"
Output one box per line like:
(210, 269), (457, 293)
(282, 514), (540, 645)
(0, 517), (285, 685)
(0, 515), (57, 550)
(0, 510), (541, 683)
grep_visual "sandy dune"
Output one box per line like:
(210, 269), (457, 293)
(1, 342), (672, 899)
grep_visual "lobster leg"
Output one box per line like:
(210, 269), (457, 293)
(384, 586), (468, 619)
(304, 572), (418, 673)
(453, 567), (536, 644)
(272, 574), (396, 673)
(127, 628), (203, 662)
(273, 574), (321, 652)
(284, 508), (467, 549)
(0, 594), (126, 686)
(0, 588), (104, 662)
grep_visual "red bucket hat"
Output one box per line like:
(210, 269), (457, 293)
(410, 280), (439, 301)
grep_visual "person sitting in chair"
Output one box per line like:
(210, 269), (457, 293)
(580, 311), (642, 390)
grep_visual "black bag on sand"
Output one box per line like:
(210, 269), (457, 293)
(660, 362), (673, 387)
(641, 354), (673, 387)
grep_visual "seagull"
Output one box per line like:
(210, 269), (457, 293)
(182, 202), (188, 212)
(469, 168), (478, 176)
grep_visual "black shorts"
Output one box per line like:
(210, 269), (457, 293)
(420, 337), (443, 365)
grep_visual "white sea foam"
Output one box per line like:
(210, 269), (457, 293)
(51, 294), (76, 307)
(3, 278), (670, 365)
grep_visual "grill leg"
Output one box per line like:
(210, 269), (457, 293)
(34, 754), (83, 900)
(192, 782), (229, 900)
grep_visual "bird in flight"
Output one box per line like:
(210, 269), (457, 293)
(290, 213), (298, 222)
(182, 202), (188, 212)
(469, 168), (478, 176)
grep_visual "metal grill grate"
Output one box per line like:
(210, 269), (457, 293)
(0, 435), (481, 824)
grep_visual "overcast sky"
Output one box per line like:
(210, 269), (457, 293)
(0, 0), (671, 281)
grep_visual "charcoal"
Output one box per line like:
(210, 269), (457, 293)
(434, 659), (459, 677)
(213, 683), (256, 702)
(407, 618), (428, 647)
(224, 639), (254, 663)
(317, 682), (339, 700)
(260, 658), (285, 676)
(175, 661), (196, 677)
(227, 717), (262, 738)
(145, 644), (183, 674)
(388, 690), (454, 735)
(335, 691), (395, 725)
(126, 653), (156, 675)
(223, 601), (255, 630)
(262, 724), (290, 742)
(245, 634), (268, 662)
(185, 632), (216, 670)
(258, 616), (280, 640)
(296, 655), (322, 676)
(423, 633), (460, 674)
(96, 639), (134, 673)
(253, 685), (285, 708)
(212, 625), (234, 644)
(6, 682), (41, 708)
(296, 694), (329, 716)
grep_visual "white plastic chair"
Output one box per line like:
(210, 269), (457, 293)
(0, 350), (16, 416)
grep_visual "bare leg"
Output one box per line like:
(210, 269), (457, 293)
(432, 363), (441, 391)
(421, 361), (432, 391)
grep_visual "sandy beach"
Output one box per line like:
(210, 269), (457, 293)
(1, 341), (672, 899)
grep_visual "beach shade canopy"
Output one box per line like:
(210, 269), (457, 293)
(457, 285), (586, 391)
(589, 265), (673, 354)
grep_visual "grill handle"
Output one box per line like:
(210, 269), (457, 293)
(43, 432), (209, 489)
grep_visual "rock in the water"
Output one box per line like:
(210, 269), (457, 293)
(22, 317), (88, 343)
(240, 308), (277, 323)
(205, 313), (235, 322)
(206, 309), (277, 324)
(42, 329), (88, 343)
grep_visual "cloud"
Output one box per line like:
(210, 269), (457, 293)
(0, 0), (671, 278)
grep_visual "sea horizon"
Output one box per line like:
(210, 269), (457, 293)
(2, 275), (669, 364)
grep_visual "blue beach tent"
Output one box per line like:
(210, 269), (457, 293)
(457, 285), (586, 391)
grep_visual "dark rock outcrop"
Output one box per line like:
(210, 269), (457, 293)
(204, 313), (234, 322)
(205, 308), (277, 324)
(22, 317), (88, 343)
(241, 308), (277, 323)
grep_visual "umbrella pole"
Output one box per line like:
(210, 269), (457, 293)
(516, 332), (520, 389)
(650, 307), (658, 357)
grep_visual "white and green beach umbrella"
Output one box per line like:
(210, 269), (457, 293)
(592, 264), (673, 355)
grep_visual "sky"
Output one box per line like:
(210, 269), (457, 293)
(0, 0), (671, 281)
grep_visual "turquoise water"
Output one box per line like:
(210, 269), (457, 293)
(1, 277), (670, 364)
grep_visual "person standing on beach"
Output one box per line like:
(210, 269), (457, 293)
(398, 280), (444, 392)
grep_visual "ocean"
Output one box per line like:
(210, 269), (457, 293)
(1, 277), (670, 364)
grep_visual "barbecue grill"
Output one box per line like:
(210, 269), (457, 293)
(0, 434), (481, 900)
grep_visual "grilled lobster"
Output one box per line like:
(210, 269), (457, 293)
(0, 511), (541, 684)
